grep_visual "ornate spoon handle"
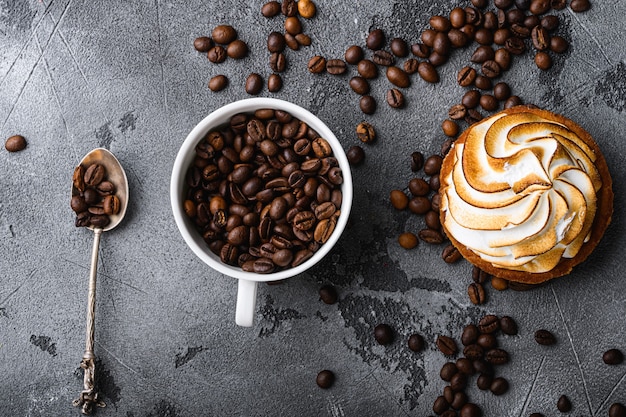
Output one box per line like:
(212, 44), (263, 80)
(73, 228), (106, 415)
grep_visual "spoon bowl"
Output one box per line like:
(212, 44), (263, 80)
(72, 147), (128, 415)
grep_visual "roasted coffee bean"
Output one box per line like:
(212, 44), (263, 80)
(440, 362), (458, 381)
(481, 60), (501, 78)
(284, 16), (302, 35)
(477, 333), (497, 349)
(550, 35), (569, 53)
(424, 155), (443, 175)
(570, 0), (590, 12)
(429, 51), (448, 67)
(499, 316), (518, 335)
(541, 15), (559, 31)
(486, 348), (509, 365)
(451, 391), (468, 410)
(471, 45), (495, 63)
(418, 61), (439, 83)
(281, 0), (297, 16)
(511, 23), (530, 38)
(356, 122), (376, 143)
(390, 37), (409, 57)
(557, 395), (572, 412)
(603, 349), (624, 365)
(372, 50), (395, 66)
(448, 104), (467, 120)
(386, 88), (405, 108)
(261, 1), (280, 17)
(535, 51), (552, 70)
(316, 370), (334, 389)
(495, 0), (514, 8)
(504, 95), (523, 108)
(349, 76), (370, 95)
(433, 396), (450, 414)
(227, 40), (248, 59)
(461, 324), (479, 346)
(212, 25), (237, 44)
(490, 377), (509, 395)
(5, 133), (27, 153)
(295, 33), (311, 46)
(245, 73), (263, 95)
(457, 66), (477, 87)
(357, 59), (378, 79)
(344, 45), (364, 64)
(530, 0), (551, 15)
(532, 25), (550, 50)
(319, 284), (338, 304)
(419, 228), (444, 244)
(429, 15), (451, 32)
(442, 119), (459, 137)
(462, 90), (481, 109)
(450, 372), (467, 392)
(476, 373), (492, 390)
(374, 323), (394, 345)
(403, 58), (419, 75)
(84, 164), (105, 186)
(102, 195), (120, 215)
(410, 152), (424, 172)
(449, 7), (466, 28)
(493, 28), (510, 45)
(269, 52), (287, 72)
(326, 59), (347, 75)
(308, 55), (326, 73)
(505, 37), (526, 55)
(491, 277), (508, 290)
(456, 358), (474, 376)
(448, 28), (469, 47)
(479, 315), (500, 334)
(398, 232), (419, 249)
(267, 74), (282, 93)
(421, 29), (436, 47)
(292, 248), (313, 266)
(468, 283), (486, 305)
(209, 74), (228, 92)
(464, 344), (484, 361)
(390, 190), (408, 210)
(70, 195), (88, 213)
(474, 75), (492, 91)
(409, 196), (431, 214)
(475, 28), (494, 46)
(494, 47), (511, 70)
(297, 0), (316, 18)
(194, 36), (213, 52)
(479, 94), (498, 111)
(408, 334), (424, 352)
(459, 403), (481, 417)
(346, 145), (365, 166)
(534, 329), (556, 345)
(493, 82), (511, 101)
(90, 214), (110, 228)
(442, 245), (462, 263)
(609, 403), (626, 417)
(267, 31), (286, 52)
(408, 178), (428, 197)
(366, 29), (385, 50)
(284, 33), (299, 50)
(207, 45), (227, 64)
(359, 95), (376, 115)
(437, 335), (458, 356)
(411, 43), (430, 58)
(432, 31), (451, 55)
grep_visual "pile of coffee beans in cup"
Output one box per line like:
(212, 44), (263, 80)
(183, 108), (344, 274)
(71, 163), (121, 228)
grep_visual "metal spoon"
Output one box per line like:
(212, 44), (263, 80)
(71, 148), (128, 415)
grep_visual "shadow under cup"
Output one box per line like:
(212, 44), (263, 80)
(170, 98), (353, 327)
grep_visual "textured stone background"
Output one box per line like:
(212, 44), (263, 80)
(0, 0), (625, 416)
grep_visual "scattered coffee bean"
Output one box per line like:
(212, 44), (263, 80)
(226, 39), (248, 59)
(418, 61), (439, 83)
(194, 36), (213, 52)
(462, 324), (479, 346)
(462, 90), (481, 108)
(398, 232), (419, 249)
(5, 135), (27, 152)
(477, 333), (497, 349)
(207, 45), (227, 63)
(490, 377), (509, 395)
(550, 35), (569, 53)
(295, 33), (311, 46)
(424, 155), (443, 175)
(261, 1), (281, 17)
(319, 284), (338, 304)
(534, 329), (556, 345)
(471, 45), (495, 63)
(433, 395), (450, 414)
(308, 55), (326, 73)
(479, 94), (498, 111)
(356, 122), (375, 143)
(499, 316), (518, 335)
(437, 335), (458, 356)
(326, 59), (347, 75)
(490, 276), (509, 291)
(267, 73), (282, 92)
(457, 66), (477, 87)
(386, 66), (410, 88)
(478, 315), (500, 334)
(372, 50), (395, 66)
(440, 361), (458, 381)
(297, 0), (316, 18)
(386, 88), (405, 108)
(493, 82), (511, 100)
(411, 42), (430, 58)
(284, 33), (299, 50)
(344, 45), (364, 64)
(403, 58), (419, 75)
(267, 31), (286, 52)
(357, 59), (378, 79)
(212, 25), (237, 44)
(281, 0), (297, 17)
(486, 348), (509, 365)
(374, 323), (394, 345)
(468, 282), (486, 305)
(390, 38), (409, 57)
(366, 29), (385, 50)
(609, 403), (626, 417)
(460, 403), (482, 417)
(481, 60), (501, 78)
(410, 152), (424, 172)
(316, 370), (335, 388)
(359, 95), (376, 115)
(535, 51), (552, 70)
(603, 348), (624, 365)
(208, 75), (228, 92)
(442, 119), (459, 137)
(504, 95), (523, 108)
(269, 52), (287, 72)
(494, 47), (512, 70)
(474, 74), (492, 90)
(557, 395), (572, 412)
(449, 104), (467, 120)
(442, 244), (462, 263)
(477, 373), (492, 390)
(346, 145), (365, 166)
(570, 0), (590, 12)
(419, 228), (444, 244)
(349, 76), (370, 95)
(245, 73), (263, 95)
(408, 334), (425, 352)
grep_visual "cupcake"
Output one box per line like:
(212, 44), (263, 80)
(439, 106), (613, 284)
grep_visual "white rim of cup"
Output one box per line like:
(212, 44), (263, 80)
(170, 98), (353, 282)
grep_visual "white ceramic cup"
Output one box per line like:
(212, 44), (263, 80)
(171, 98), (353, 327)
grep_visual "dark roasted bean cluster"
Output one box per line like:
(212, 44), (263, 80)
(183, 108), (344, 274)
(71, 163), (121, 229)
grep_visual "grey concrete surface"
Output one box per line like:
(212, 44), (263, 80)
(1, 0), (625, 416)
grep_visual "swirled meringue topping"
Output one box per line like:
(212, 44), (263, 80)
(441, 110), (602, 273)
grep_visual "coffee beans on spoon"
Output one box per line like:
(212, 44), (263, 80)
(71, 163), (121, 228)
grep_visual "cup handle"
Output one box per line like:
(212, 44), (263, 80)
(235, 279), (258, 327)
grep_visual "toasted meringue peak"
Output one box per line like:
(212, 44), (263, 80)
(440, 109), (601, 273)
